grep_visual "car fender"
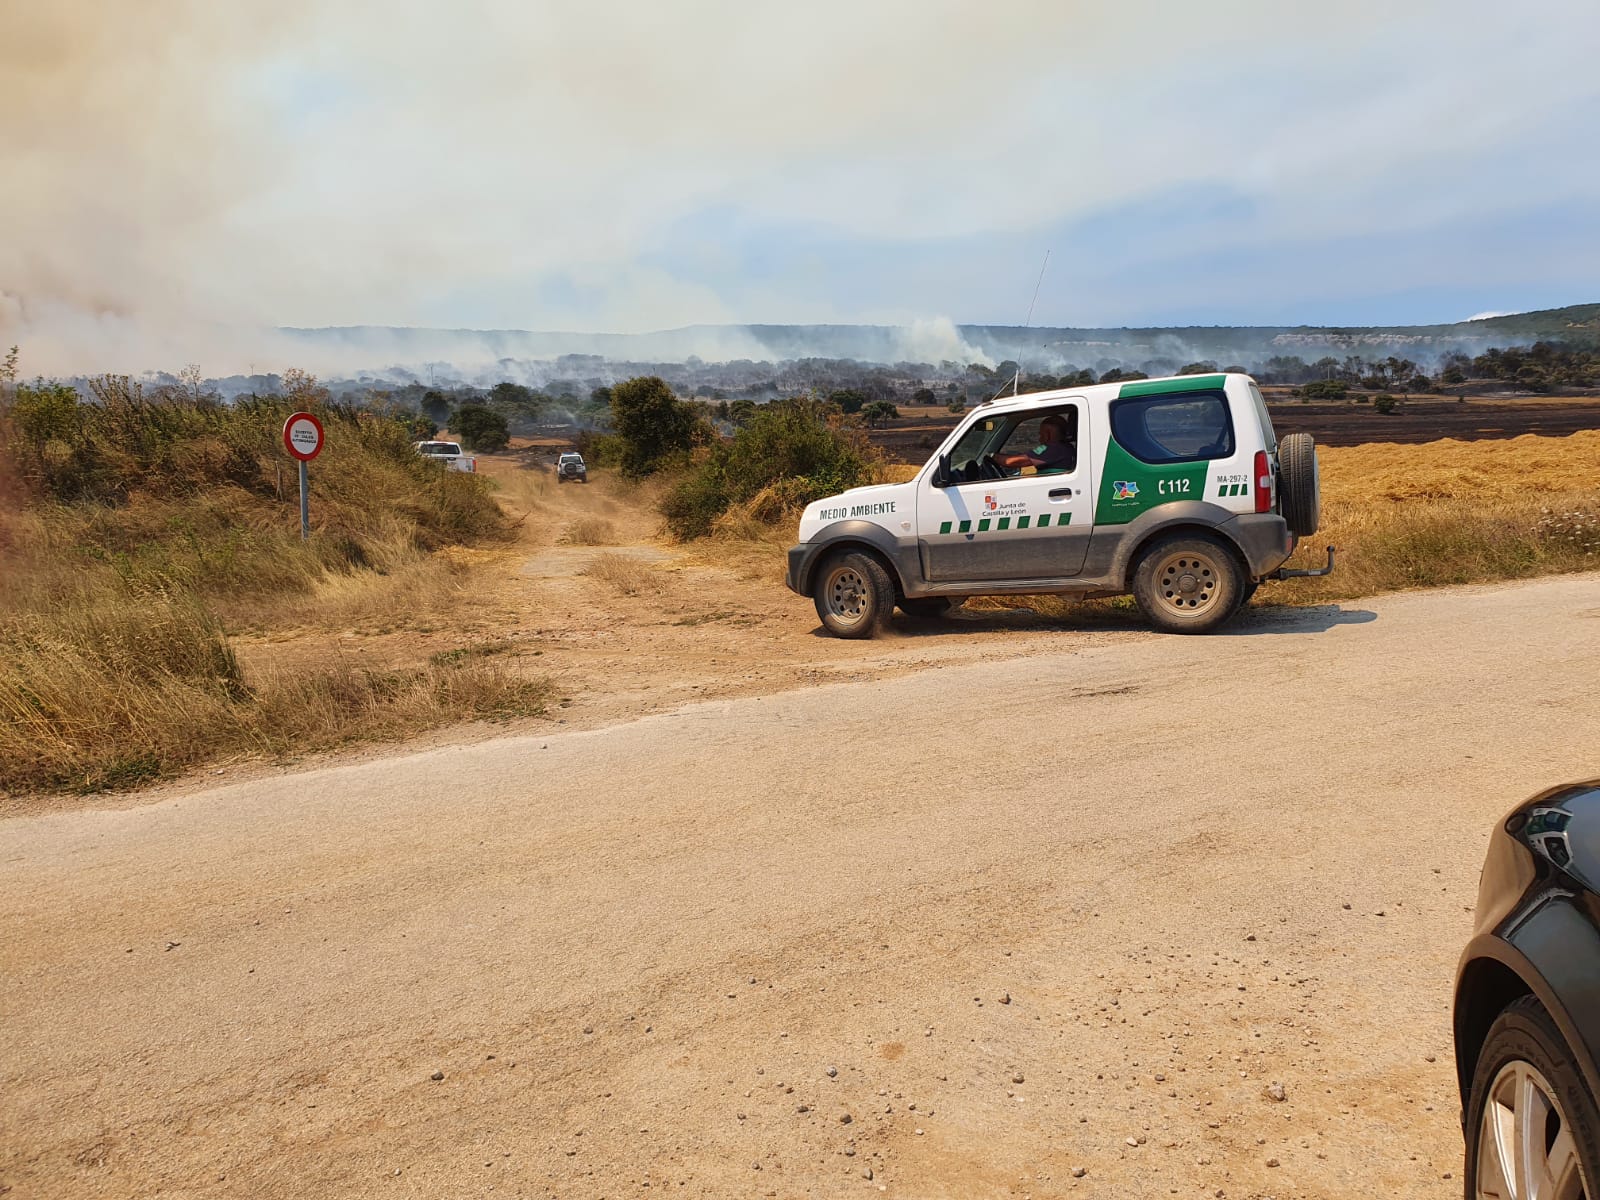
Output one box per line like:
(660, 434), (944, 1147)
(787, 521), (918, 595)
(1100, 500), (1248, 587)
(1455, 897), (1600, 1114)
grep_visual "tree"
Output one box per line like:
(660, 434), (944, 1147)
(408, 415), (438, 440)
(451, 404), (510, 451)
(609, 375), (699, 477)
(728, 399), (758, 425)
(1373, 395), (1399, 414)
(946, 398), (966, 414)
(912, 387), (937, 406)
(421, 389), (452, 428)
(861, 400), (900, 428)
(828, 388), (867, 414)
(1178, 361), (1218, 375)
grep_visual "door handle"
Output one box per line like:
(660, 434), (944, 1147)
(1048, 488), (1073, 498)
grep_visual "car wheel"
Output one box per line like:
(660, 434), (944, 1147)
(1465, 995), (1600, 1200)
(1131, 534), (1245, 634)
(899, 596), (960, 619)
(813, 551), (893, 639)
(1277, 432), (1321, 537)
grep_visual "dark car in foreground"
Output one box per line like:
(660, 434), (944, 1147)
(1456, 779), (1600, 1199)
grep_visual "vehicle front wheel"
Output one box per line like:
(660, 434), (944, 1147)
(1465, 995), (1600, 1200)
(813, 551), (894, 639)
(1131, 534), (1245, 634)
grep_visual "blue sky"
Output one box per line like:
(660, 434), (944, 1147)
(5, 0), (1600, 371)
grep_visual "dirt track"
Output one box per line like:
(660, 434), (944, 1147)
(5, 573), (1600, 1199)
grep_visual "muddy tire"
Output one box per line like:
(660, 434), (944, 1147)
(1464, 995), (1600, 1200)
(899, 596), (960, 619)
(814, 551), (894, 639)
(1131, 534), (1245, 634)
(1277, 432), (1320, 537)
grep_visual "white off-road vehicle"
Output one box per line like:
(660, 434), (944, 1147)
(786, 372), (1331, 637)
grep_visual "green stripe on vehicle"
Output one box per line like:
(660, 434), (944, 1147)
(1096, 437), (1210, 525)
(959, 519), (971, 533)
(1017, 515), (1031, 529)
(997, 517), (1010, 530)
(1118, 374), (1227, 398)
(978, 518), (991, 532)
(939, 520), (952, 534)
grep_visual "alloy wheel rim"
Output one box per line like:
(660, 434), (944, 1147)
(1154, 552), (1219, 615)
(825, 567), (869, 625)
(1477, 1059), (1589, 1200)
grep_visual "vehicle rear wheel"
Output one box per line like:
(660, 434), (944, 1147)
(899, 596), (961, 619)
(813, 551), (894, 639)
(1131, 534), (1245, 634)
(1465, 995), (1600, 1200)
(1277, 432), (1321, 536)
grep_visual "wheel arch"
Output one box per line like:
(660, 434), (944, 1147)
(792, 523), (914, 596)
(1456, 923), (1600, 1119)
(1114, 515), (1251, 591)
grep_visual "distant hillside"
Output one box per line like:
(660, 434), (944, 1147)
(279, 303), (1600, 379)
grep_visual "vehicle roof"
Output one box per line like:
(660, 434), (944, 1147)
(968, 371), (1249, 420)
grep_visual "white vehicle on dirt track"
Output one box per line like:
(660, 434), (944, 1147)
(413, 440), (477, 473)
(786, 372), (1331, 638)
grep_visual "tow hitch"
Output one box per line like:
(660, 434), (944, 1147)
(1272, 545), (1336, 580)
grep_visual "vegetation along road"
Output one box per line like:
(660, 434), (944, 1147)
(4, 572), (1599, 1199)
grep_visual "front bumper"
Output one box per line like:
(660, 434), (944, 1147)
(785, 544), (809, 595)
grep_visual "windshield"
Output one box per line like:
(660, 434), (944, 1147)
(418, 442), (461, 455)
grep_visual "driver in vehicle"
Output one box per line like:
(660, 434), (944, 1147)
(995, 413), (1074, 475)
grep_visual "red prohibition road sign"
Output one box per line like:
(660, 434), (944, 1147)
(282, 412), (324, 461)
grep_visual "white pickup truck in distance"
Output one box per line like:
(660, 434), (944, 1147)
(413, 441), (477, 473)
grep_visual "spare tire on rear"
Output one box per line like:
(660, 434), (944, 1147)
(1276, 432), (1320, 537)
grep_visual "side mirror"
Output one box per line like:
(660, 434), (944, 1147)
(935, 453), (952, 487)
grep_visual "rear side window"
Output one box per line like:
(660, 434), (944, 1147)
(1109, 390), (1234, 464)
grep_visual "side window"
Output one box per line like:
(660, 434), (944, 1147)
(1109, 391), (1233, 464)
(995, 407), (1078, 473)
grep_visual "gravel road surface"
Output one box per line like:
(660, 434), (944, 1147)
(5, 575), (1600, 1199)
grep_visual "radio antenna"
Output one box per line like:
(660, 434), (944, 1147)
(1017, 249), (1050, 396)
(993, 249), (1051, 401)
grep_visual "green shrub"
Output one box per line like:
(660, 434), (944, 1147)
(1373, 394), (1399, 414)
(610, 376), (701, 478)
(451, 404), (510, 451)
(661, 397), (877, 539)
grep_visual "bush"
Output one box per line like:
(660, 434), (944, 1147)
(451, 404), (510, 451)
(661, 397), (878, 539)
(1301, 379), (1349, 400)
(610, 376), (701, 478)
(1373, 394), (1399, 414)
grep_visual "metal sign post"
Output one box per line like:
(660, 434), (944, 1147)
(281, 412), (325, 540)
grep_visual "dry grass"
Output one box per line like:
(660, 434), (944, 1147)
(1271, 433), (1600, 600)
(0, 584), (551, 794)
(559, 516), (619, 546)
(0, 387), (548, 797)
(581, 551), (653, 595)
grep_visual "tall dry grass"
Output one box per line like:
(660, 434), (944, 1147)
(0, 380), (548, 797)
(581, 551), (653, 595)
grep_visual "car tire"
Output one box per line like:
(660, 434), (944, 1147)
(1277, 432), (1320, 537)
(899, 596), (961, 619)
(1131, 534), (1245, 634)
(813, 551), (894, 639)
(1464, 995), (1600, 1200)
